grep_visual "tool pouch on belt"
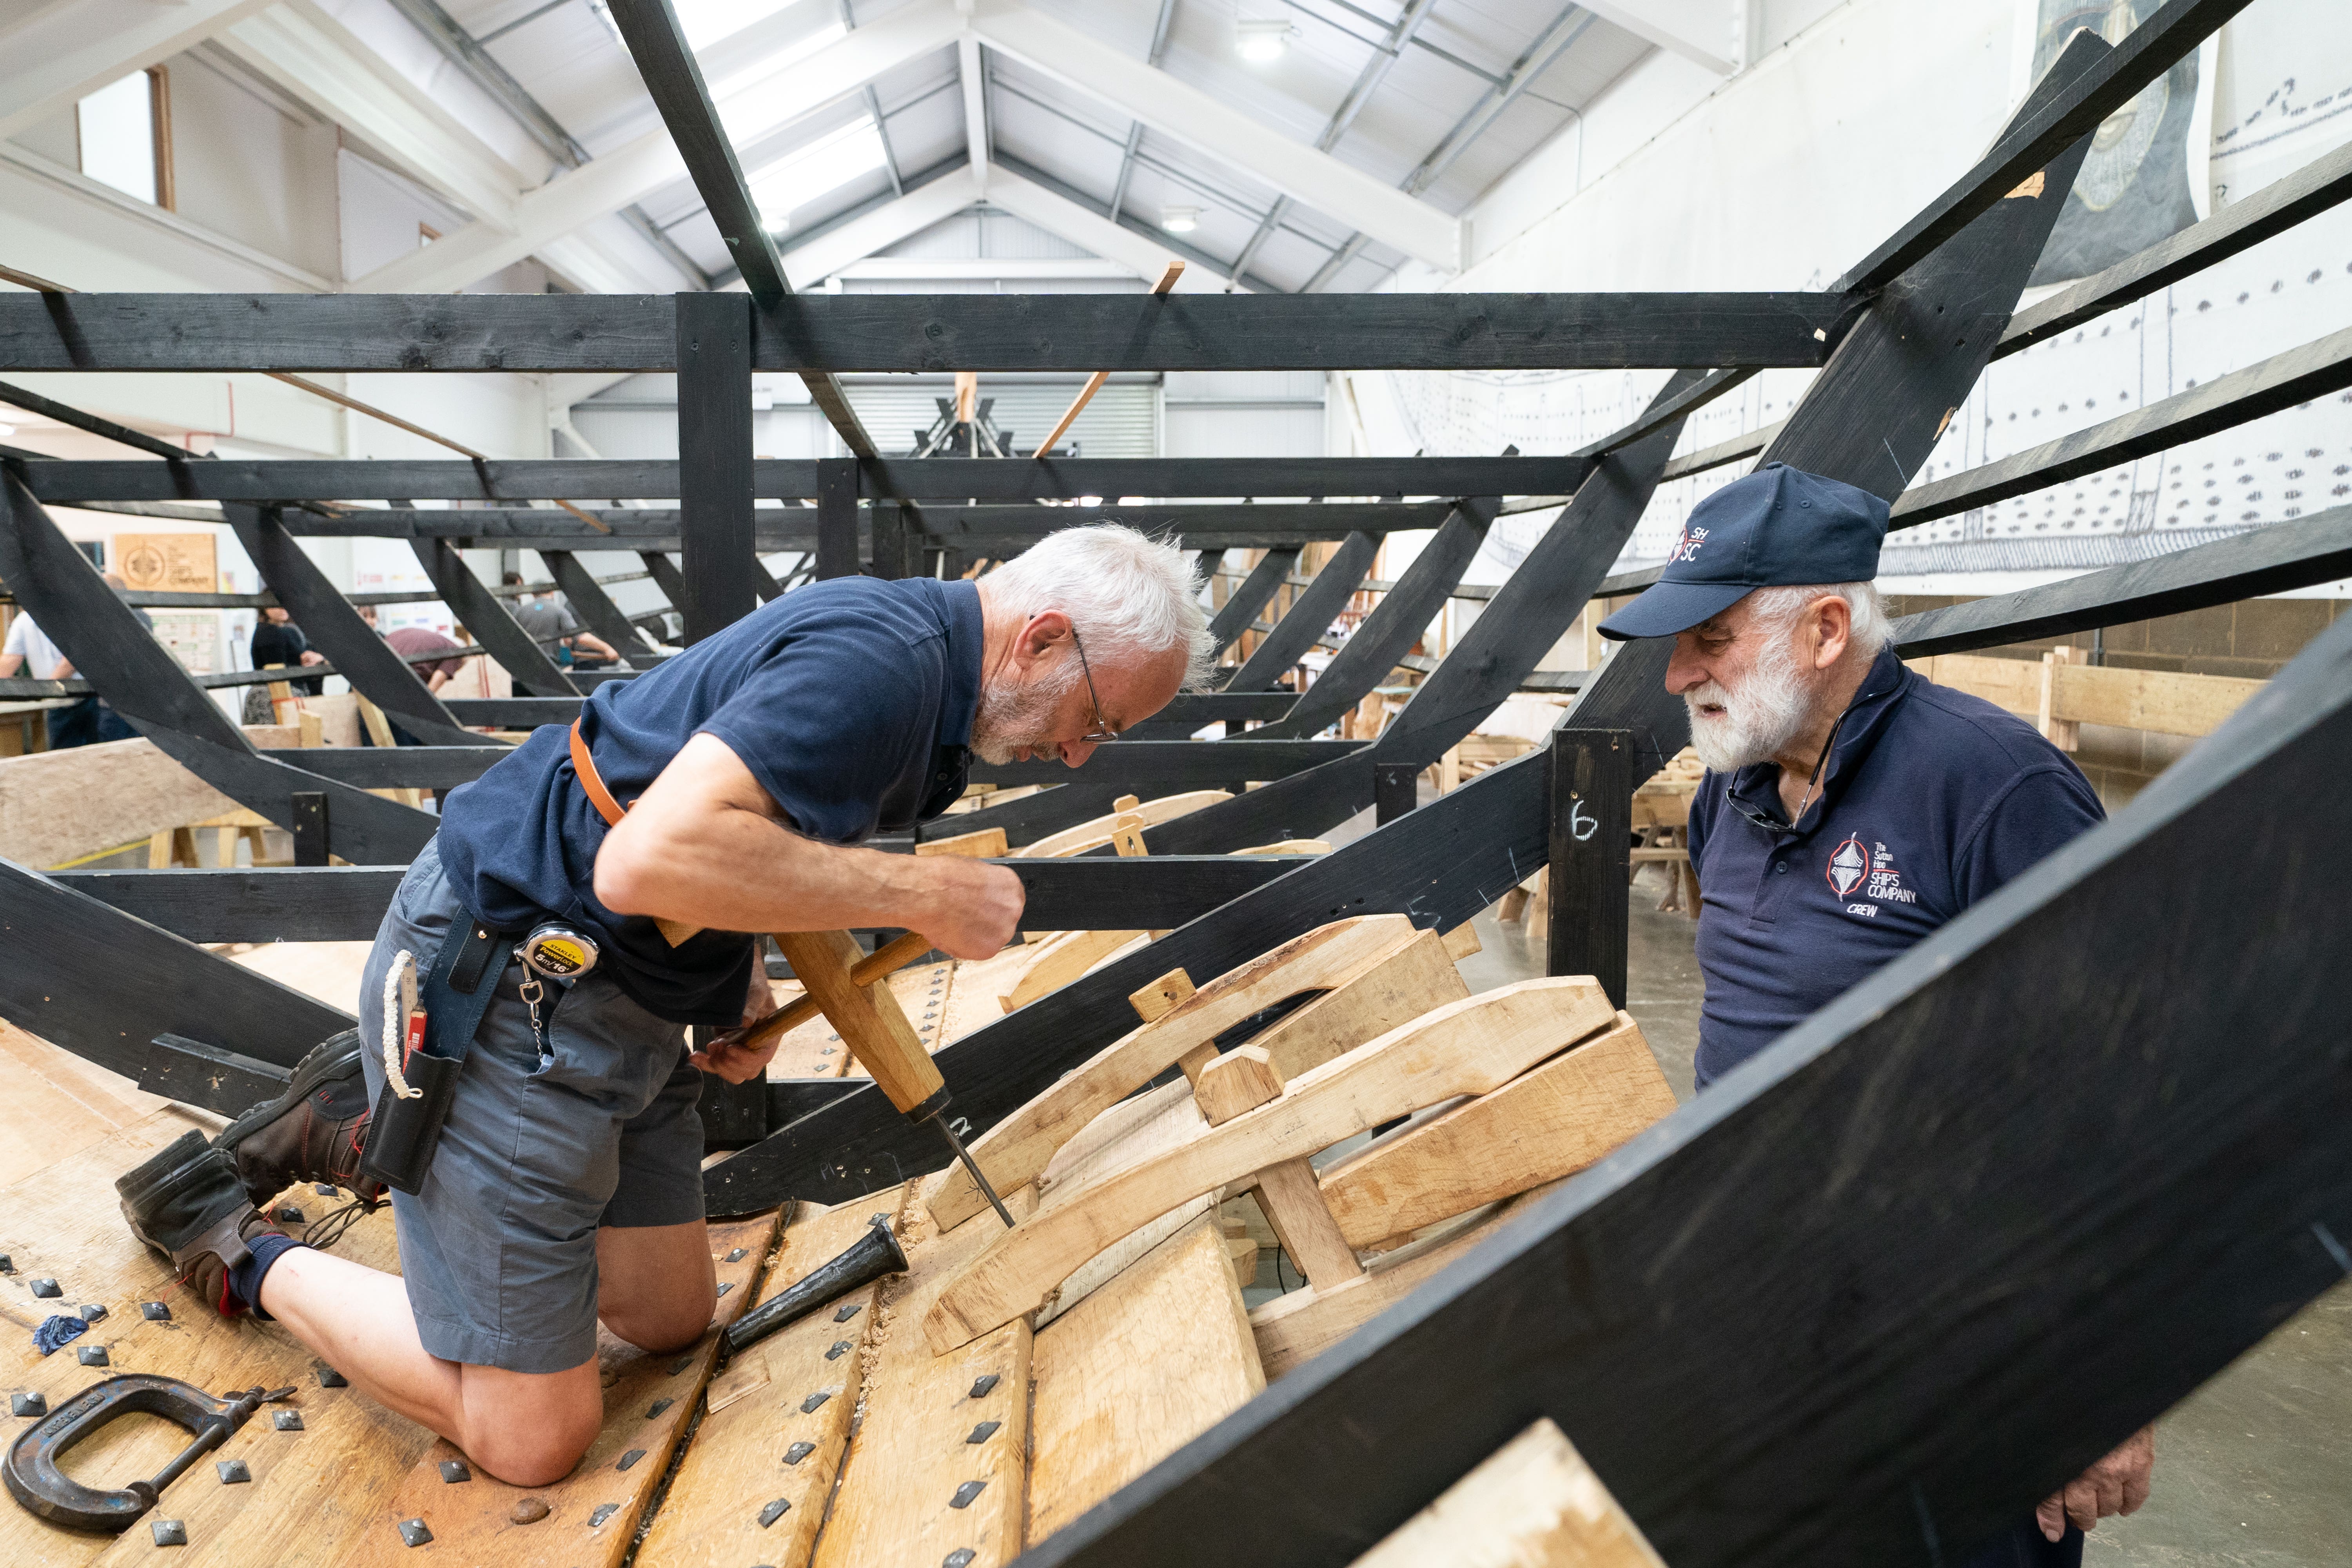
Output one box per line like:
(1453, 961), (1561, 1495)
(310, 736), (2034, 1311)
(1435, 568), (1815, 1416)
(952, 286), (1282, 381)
(358, 920), (510, 1197)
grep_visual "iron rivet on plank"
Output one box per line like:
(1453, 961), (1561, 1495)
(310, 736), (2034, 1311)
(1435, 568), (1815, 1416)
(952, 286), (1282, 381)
(967, 1374), (999, 1399)
(151, 1519), (187, 1547)
(716, 1282), (733, 1298)
(29, 1279), (58, 1298)
(833, 1304), (860, 1323)
(439, 1459), (471, 1483)
(949, 1481), (986, 1509)
(783, 1441), (816, 1465)
(646, 1397), (673, 1419)
(77, 1346), (107, 1367)
(275, 1206), (304, 1224)
(274, 1410), (303, 1431)
(965, 1421), (1000, 1445)
(758, 1497), (791, 1528)
(314, 1183), (339, 1196)
(12, 1392), (47, 1417)
(397, 1518), (432, 1548)
(216, 1459), (249, 1484)
(724, 1248), (747, 1263)
(944, 1552), (975, 1568)
(617, 1448), (645, 1472)
(587, 1503), (620, 1528)
(668, 1355), (694, 1376)
(317, 1365), (348, 1388)
(141, 1301), (171, 1321)
(800, 1390), (831, 1414)
(825, 1340), (851, 1361)
(0, 1255), (11, 1273)
(78, 1304), (106, 1322)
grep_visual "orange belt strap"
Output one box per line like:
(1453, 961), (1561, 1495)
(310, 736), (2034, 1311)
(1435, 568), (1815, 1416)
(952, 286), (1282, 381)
(569, 719), (628, 828)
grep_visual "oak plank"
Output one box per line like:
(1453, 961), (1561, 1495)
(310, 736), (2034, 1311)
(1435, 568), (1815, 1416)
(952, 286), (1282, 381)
(344, 1210), (782, 1568)
(1028, 1216), (1265, 1543)
(1014, 791), (1232, 859)
(1318, 1013), (1675, 1250)
(1348, 1418), (1664, 1568)
(1251, 1158), (1364, 1288)
(924, 978), (1617, 1354)
(2, 1111), (418, 1568)
(2051, 661), (2262, 738)
(1000, 928), (1147, 1014)
(925, 916), (1423, 1231)
(635, 1197), (906, 1568)
(809, 1189), (1036, 1568)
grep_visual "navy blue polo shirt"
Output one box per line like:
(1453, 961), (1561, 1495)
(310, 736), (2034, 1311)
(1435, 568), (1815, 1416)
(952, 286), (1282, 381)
(1686, 646), (2103, 1087)
(436, 577), (984, 1025)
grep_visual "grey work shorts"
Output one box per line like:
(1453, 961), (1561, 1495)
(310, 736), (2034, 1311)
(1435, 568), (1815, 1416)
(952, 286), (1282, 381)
(357, 839), (706, 1374)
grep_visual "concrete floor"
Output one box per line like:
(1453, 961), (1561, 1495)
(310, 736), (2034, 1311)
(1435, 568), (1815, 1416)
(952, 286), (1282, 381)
(1460, 868), (2352, 1568)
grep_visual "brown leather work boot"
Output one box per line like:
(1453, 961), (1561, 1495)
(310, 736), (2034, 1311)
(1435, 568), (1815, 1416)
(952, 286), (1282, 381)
(215, 1029), (385, 1209)
(116, 1130), (288, 1318)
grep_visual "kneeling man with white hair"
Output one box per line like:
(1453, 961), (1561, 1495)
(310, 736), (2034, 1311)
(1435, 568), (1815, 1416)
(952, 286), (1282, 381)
(116, 523), (1210, 1485)
(1598, 463), (2151, 1565)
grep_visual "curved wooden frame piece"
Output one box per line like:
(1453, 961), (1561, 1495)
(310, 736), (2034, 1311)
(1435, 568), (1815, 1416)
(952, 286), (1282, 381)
(1013, 790), (1232, 859)
(925, 914), (1423, 1231)
(923, 975), (1618, 1355)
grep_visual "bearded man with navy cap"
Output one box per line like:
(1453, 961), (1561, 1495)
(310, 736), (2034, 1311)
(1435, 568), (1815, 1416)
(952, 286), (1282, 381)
(1597, 463), (2152, 1566)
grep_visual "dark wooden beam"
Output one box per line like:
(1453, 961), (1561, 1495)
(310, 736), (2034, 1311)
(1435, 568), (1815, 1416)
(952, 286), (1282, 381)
(1223, 532), (1383, 691)
(602, 0), (878, 455)
(702, 748), (1550, 1214)
(51, 856), (1310, 943)
(0, 860), (352, 1079)
(857, 458), (1588, 503)
(1893, 504), (2352, 657)
(13, 456), (1588, 504)
(1890, 322), (2352, 531)
(1147, 368), (1704, 856)
(1264, 501), (1494, 738)
(1996, 135), (2352, 356)
(0, 470), (439, 865)
(817, 459), (858, 579)
(969, 739), (1360, 791)
(1838, 1), (2241, 292)
(717, 37), (2115, 1217)
(1027, 603), (2352, 1568)
(1563, 17), (2100, 797)
(1207, 548), (1302, 656)
(1545, 729), (1632, 1010)
(919, 503), (1445, 539)
(140, 1033), (292, 1119)
(0, 292), (1853, 374)
(410, 534), (579, 694)
(227, 504), (481, 746)
(916, 781), (1131, 850)
(540, 549), (655, 667)
(1124, 690), (1300, 739)
(446, 696), (590, 726)
(261, 746), (512, 788)
(675, 291), (760, 641)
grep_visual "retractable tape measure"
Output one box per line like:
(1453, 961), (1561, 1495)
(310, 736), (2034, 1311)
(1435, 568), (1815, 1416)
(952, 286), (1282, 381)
(519, 922), (598, 980)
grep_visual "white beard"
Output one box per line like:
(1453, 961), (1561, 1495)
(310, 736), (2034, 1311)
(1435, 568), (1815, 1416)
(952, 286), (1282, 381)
(969, 661), (1081, 765)
(1683, 646), (1810, 774)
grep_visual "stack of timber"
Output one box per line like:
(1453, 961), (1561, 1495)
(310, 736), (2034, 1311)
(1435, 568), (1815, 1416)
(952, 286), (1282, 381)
(0, 913), (1677, 1564)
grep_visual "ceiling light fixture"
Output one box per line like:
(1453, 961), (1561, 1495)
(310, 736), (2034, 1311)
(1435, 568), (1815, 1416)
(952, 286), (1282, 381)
(1161, 205), (1199, 233)
(1236, 18), (1292, 62)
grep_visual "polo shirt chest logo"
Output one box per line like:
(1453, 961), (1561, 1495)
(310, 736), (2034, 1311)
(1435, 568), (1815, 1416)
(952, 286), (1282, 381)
(1826, 834), (1868, 898)
(1826, 832), (1920, 914)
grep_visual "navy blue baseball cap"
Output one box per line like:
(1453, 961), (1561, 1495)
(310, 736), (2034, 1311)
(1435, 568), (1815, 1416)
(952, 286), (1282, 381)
(1597, 463), (1890, 640)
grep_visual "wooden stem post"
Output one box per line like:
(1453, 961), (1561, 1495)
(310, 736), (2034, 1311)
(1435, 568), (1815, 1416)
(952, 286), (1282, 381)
(1546, 728), (1632, 1009)
(817, 458), (859, 580)
(676, 290), (757, 642)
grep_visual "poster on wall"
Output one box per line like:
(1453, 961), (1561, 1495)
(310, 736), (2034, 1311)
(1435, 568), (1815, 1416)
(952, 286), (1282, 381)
(111, 532), (218, 593)
(2028, 0), (2205, 285)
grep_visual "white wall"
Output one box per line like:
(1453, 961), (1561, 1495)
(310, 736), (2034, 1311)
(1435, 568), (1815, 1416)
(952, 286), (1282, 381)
(1354, 0), (2352, 595)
